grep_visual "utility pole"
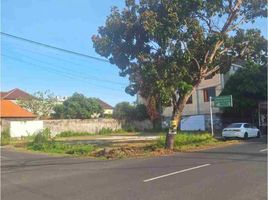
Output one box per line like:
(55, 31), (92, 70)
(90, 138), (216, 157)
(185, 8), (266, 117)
(209, 96), (214, 137)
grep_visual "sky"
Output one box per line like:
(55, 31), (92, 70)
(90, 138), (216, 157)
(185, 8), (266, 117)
(1, 0), (267, 106)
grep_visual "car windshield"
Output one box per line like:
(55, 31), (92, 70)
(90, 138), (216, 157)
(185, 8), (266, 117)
(226, 123), (243, 128)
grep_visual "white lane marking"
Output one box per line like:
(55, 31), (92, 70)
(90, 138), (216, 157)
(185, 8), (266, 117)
(260, 149), (268, 152)
(143, 163), (211, 183)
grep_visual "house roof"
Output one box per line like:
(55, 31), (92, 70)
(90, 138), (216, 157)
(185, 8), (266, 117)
(96, 99), (113, 110)
(0, 100), (36, 118)
(0, 88), (33, 100)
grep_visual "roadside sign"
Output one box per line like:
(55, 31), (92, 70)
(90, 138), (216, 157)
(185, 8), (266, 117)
(214, 95), (233, 108)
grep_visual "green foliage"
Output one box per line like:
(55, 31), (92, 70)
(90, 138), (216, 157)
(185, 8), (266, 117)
(1, 128), (11, 146)
(113, 102), (149, 121)
(27, 129), (96, 155)
(92, 0), (267, 108)
(154, 133), (214, 149)
(32, 128), (52, 144)
(57, 131), (93, 137)
(57, 128), (128, 137)
(17, 90), (57, 119)
(221, 61), (267, 117)
(52, 93), (103, 119)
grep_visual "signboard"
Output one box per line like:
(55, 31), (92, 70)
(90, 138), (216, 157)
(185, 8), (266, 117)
(214, 95), (233, 108)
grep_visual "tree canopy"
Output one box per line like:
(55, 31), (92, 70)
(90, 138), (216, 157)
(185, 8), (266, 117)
(113, 101), (149, 121)
(52, 93), (103, 119)
(92, 0), (267, 148)
(221, 61), (267, 118)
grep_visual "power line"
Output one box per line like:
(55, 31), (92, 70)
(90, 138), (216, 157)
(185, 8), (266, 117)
(1, 32), (109, 63)
(2, 41), (115, 74)
(2, 48), (126, 86)
(2, 53), (126, 93)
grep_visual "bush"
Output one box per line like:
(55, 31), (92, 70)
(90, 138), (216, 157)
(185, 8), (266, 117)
(113, 102), (149, 121)
(1, 128), (11, 146)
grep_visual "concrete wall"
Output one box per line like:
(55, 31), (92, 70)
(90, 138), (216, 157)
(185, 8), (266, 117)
(44, 119), (122, 134)
(10, 121), (43, 137)
(1, 118), (36, 132)
(43, 119), (153, 134)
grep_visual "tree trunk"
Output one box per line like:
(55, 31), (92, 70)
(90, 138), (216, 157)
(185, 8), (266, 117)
(165, 91), (193, 149)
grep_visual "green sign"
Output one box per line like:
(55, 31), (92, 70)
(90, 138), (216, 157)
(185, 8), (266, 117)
(214, 95), (233, 107)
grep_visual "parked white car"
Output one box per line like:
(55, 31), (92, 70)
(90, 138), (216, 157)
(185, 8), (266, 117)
(222, 123), (260, 139)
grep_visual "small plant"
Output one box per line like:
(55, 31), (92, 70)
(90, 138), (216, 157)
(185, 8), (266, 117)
(1, 128), (11, 146)
(98, 128), (113, 135)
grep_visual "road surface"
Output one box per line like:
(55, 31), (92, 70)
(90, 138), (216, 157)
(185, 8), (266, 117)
(1, 137), (267, 200)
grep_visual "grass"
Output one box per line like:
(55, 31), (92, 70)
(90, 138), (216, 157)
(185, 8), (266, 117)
(26, 129), (97, 156)
(153, 132), (220, 151)
(57, 128), (129, 138)
(1, 128), (11, 146)
(10, 129), (239, 159)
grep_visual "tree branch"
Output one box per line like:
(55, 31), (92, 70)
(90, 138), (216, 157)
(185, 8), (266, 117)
(221, 0), (243, 33)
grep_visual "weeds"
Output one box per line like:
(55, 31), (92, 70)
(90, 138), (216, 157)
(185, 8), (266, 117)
(154, 132), (215, 150)
(27, 129), (96, 156)
(1, 128), (10, 146)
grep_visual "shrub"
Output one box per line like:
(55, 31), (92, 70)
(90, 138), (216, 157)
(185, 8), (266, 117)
(33, 128), (52, 144)
(113, 102), (149, 121)
(1, 128), (11, 146)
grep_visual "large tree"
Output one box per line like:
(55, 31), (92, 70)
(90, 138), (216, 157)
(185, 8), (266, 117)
(221, 61), (267, 119)
(92, 0), (267, 149)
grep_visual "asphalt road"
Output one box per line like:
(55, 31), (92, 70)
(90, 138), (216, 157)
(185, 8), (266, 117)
(1, 137), (267, 200)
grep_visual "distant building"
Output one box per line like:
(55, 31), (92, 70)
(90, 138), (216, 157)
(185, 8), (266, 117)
(96, 99), (114, 115)
(0, 88), (33, 102)
(0, 100), (36, 120)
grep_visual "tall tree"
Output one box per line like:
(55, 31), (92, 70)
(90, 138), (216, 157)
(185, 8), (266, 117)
(221, 61), (267, 119)
(18, 91), (57, 119)
(92, 0), (267, 149)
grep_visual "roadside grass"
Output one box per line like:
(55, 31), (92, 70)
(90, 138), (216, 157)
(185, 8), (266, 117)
(152, 132), (238, 152)
(25, 129), (97, 156)
(9, 129), (240, 159)
(56, 128), (130, 138)
(1, 128), (11, 146)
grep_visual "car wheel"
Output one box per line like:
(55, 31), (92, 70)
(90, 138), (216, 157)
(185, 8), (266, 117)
(244, 132), (248, 140)
(257, 131), (261, 138)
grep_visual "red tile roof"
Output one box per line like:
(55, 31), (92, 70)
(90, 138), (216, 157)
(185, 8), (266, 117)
(1, 88), (33, 100)
(96, 99), (113, 110)
(0, 100), (36, 118)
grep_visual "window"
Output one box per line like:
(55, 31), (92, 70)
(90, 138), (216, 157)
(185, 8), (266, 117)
(244, 124), (250, 128)
(227, 123), (243, 128)
(186, 95), (193, 104)
(203, 87), (216, 102)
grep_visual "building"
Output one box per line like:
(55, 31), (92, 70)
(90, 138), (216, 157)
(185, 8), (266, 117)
(137, 64), (243, 130)
(0, 100), (36, 120)
(96, 99), (114, 115)
(0, 88), (33, 102)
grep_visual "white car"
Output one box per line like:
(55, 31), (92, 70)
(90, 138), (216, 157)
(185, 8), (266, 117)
(222, 123), (261, 139)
